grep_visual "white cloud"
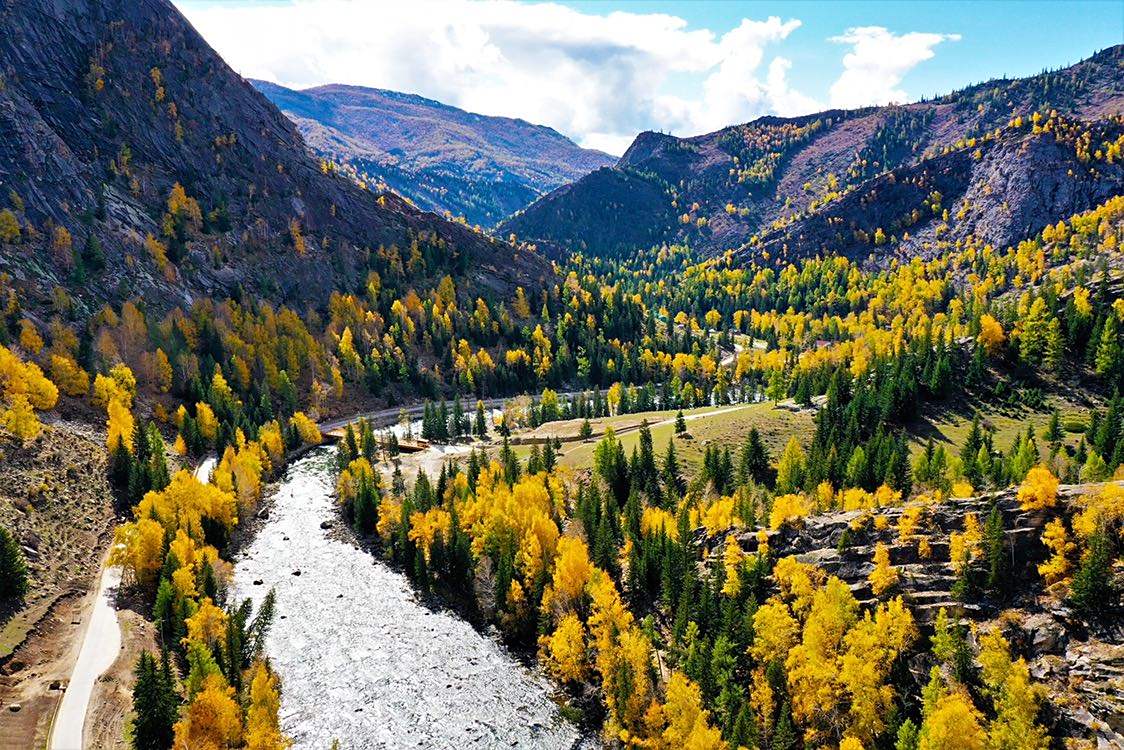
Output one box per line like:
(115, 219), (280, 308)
(829, 26), (960, 108)
(175, 0), (812, 154)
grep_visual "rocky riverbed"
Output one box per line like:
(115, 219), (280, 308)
(230, 448), (591, 749)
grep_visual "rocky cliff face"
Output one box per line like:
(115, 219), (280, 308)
(721, 483), (1123, 748)
(0, 0), (548, 318)
(501, 46), (1124, 262)
(743, 118), (1124, 266)
(253, 80), (615, 228)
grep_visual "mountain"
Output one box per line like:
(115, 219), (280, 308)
(0, 0), (548, 318)
(252, 80), (615, 227)
(500, 46), (1124, 261)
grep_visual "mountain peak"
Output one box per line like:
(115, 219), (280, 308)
(0, 0), (547, 315)
(501, 46), (1124, 260)
(252, 79), (615, 226)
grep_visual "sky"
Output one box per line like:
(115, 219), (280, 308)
(174, 0), (1123, 155)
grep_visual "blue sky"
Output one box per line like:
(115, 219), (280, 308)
(177, 0), (1123, 154)
(560, 1), (1122, 103)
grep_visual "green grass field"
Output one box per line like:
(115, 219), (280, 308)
(504, 387), (1095, 483)
(904, 396), (1089, 460)
(512, 401), (817, 476)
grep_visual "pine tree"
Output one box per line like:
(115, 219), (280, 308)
(663, 437), (685, 499)
(500, 437), (520, 485)
(527, 444), (543, 475)
(353, 476), (378, 534)
(474, 400), (488, 438)
(342, 424), (359, 464)
(1096, 315), (1120, 382)
(542, 440), (557, 472)
(1044, 317), (1064, 372)
(437, 400), (450, 441)
(675, 410), (687, 434)
(131, 650), (177, 750)
(738, 427), (771, 487)
(895, 718), (920, 750)
(579, 418), (593, 440)
(961, 417), (984, 484)
(1069, 530), (1114, 615)
(983, 504), (1008, 595)
(452, 399), (465, 439)
(1045, 409), (1062, 447)
(1019, 297), (1049, 363)
(421, 401), (435, 441)
(0, 524), (29, 600)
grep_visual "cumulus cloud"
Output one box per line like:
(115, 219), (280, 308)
(829, 26), (960, 108)
(175, 0), (814, 154)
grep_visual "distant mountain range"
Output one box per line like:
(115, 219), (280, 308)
(252, 81), (615, 227)
(500, 46), (1124, 262)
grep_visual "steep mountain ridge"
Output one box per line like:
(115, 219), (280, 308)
(253, 80), (615, 227)
(0, 0), (547, 318)
(501, 46), (1124, 260)
(744, 116), (1124, 266)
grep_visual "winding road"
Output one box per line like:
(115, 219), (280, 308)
(47, 457), (217, 750)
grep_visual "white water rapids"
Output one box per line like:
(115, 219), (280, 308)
(230, 448), (592, 749)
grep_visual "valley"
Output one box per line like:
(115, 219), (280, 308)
(0, 1), (1121, 749)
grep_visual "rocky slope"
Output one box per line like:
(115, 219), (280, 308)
(0, 0), (548, 320)
(743, 117), (1124, 266)
(253, 80), (614, 228)
(721, 483), (1124, 748)
(501, 46), (1124, 260)
(0, 420), (116, 749)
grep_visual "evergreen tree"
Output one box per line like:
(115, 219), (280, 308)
(960, 417), (984, 484)
(1096, 315), (1120, 384)
(675, 410), (687, 434)
(130, 650), (177, 750)
(1045, 409), (1063, 448)
(663, 437), (685, 500)
(353, 476), (379, 534)
(527, 444), (543, 475)
(579, 418), (593, 440)
(0, 524), (29, 600)
(437, 400), (450, 441)
(1070, 530), (1114, 615)
(452, 399), (465, 439)
(983, 504), (1008, 595)
(474, 400), (488, 438)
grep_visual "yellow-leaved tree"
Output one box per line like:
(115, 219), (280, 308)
(541, 612), (587, 683)
(173, 673), (242, 749)
(244, 662), (288, 750)
(1017, 465), (1058, 511)
(868, 542), (899, 595)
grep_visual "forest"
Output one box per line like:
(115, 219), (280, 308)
(0, 3), (1121, 746)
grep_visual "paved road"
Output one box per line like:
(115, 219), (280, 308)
(48, 456), (217, 750)
(48, 560), (122, 750)
(318, 392), (586, 434)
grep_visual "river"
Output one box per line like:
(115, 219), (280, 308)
(230, 448), (593, 750)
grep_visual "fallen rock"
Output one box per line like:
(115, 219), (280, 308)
(1022, 612), (1067, 655)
